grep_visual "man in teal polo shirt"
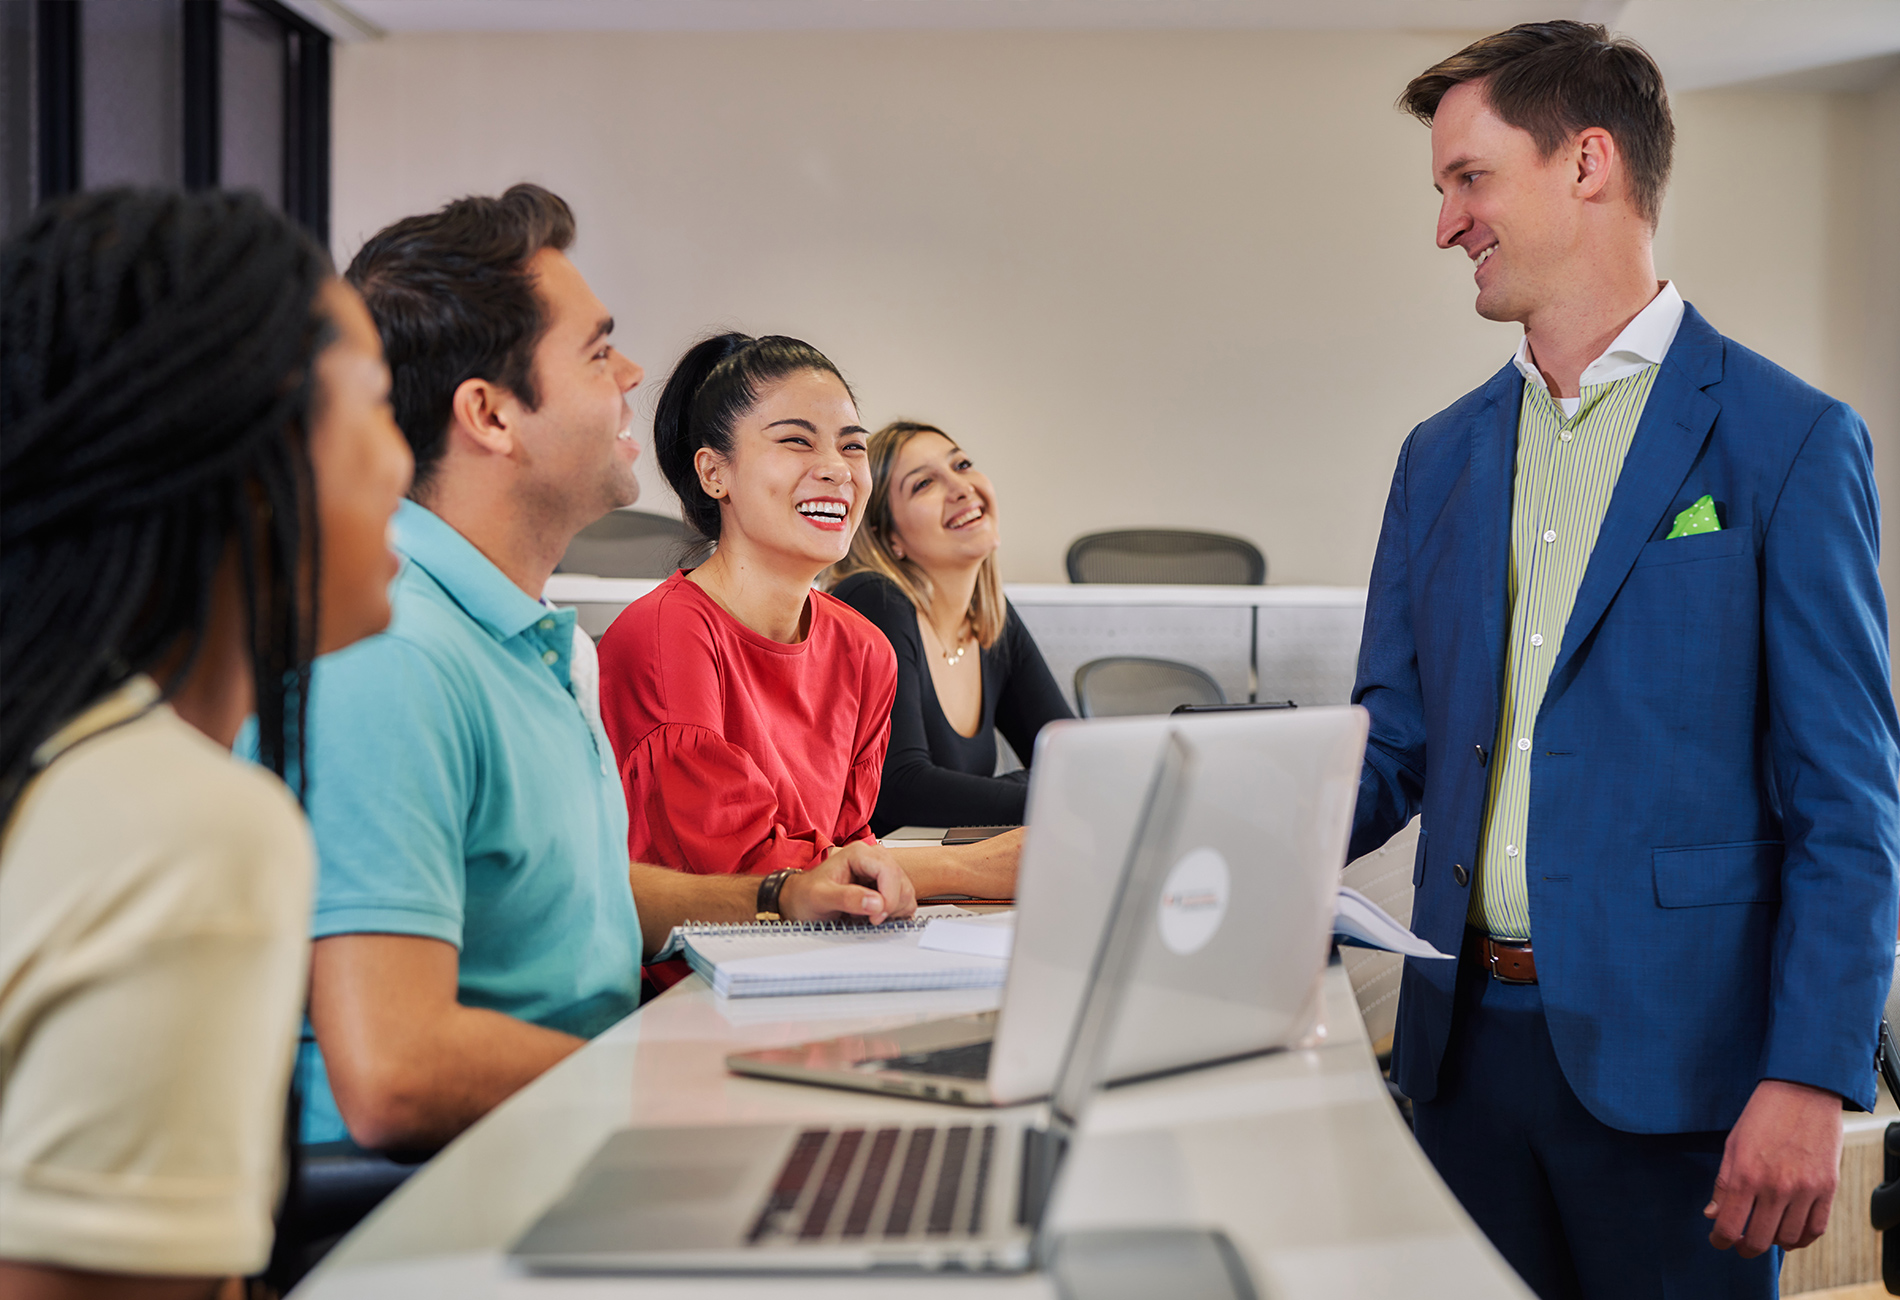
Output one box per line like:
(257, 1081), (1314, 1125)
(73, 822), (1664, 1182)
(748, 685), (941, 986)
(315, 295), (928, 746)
(295, 185), (911, 1156)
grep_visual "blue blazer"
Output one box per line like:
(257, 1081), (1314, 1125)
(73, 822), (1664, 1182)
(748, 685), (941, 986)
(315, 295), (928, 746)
(1351, 304), (1900, 1131)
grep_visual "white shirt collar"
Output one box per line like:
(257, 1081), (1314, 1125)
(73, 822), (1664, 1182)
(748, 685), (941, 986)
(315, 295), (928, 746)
(1513, 280), (1685, 393)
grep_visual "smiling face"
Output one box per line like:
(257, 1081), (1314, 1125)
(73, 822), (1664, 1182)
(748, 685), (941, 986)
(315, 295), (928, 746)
(308, 280), (414, 655)
(696, 368), (869, 573)
(1431, 80), (1588, 325)
(510, 247), (645, 529)
(884, 431), (999, 575)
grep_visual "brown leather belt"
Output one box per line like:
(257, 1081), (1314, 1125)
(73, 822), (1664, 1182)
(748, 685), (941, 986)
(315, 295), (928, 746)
(1478, 934), (1538, 984)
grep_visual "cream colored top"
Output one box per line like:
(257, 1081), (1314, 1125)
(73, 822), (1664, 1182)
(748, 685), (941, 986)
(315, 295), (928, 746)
(0, 677), (313, 1276)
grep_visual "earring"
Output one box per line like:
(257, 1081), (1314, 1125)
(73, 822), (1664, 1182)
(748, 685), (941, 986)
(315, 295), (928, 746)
(708, 485), (724, 498)
(891, 544), (905, 559)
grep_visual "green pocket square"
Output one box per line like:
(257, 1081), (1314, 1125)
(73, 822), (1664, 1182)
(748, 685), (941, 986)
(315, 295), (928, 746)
(1666, 494), (1721, 539)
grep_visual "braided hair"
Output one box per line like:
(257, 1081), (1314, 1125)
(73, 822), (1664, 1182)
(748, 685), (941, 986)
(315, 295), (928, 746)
(0, 188), (333, 818)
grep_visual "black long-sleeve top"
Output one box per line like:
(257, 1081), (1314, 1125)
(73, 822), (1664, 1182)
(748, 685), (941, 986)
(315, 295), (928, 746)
(831, 572), (1073, 836)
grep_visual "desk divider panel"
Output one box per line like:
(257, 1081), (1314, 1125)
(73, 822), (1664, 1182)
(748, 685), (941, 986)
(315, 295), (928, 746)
(542, 578), (1369, 712)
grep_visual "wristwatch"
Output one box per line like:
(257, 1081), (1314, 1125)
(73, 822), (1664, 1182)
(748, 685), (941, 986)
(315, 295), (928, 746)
(755, 868), (800, 921)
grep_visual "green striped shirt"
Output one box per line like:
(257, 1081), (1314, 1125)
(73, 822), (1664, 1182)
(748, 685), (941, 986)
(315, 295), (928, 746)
(1471, 366), (1662, 938)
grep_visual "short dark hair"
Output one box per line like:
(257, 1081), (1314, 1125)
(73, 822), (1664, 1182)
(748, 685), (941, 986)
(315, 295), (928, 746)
(1399, 20), (1674, 226)
(652, 333), (855, 543)
(344, 183), (575, 496)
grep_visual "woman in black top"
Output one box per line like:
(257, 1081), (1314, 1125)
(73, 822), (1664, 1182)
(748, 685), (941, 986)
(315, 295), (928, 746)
(828, 421), (1071, 835)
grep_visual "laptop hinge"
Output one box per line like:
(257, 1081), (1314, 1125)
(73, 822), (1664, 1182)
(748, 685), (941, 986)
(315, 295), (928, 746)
(1018, 1125), (1068, 1228)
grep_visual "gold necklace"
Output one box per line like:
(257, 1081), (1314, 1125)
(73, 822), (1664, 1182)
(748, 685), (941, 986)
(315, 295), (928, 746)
(929, 619), (970, 667)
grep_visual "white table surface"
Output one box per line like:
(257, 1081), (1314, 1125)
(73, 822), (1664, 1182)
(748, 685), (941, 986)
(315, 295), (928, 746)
(293, 965), (1530, 1299)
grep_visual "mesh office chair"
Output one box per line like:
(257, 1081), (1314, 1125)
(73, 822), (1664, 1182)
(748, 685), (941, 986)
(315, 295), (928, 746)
(1065, 529), (1266, 586)
(557, 508), (704, 578)
(1074, 656), (1226, 718)
(268, 1142), (419, 1289)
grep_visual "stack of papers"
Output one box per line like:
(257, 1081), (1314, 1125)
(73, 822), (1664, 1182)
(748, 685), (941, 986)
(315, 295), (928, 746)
(674, 888), (1445, 1002)
(1334, 886), (1452, 959)
(676, 909), (1008, 998)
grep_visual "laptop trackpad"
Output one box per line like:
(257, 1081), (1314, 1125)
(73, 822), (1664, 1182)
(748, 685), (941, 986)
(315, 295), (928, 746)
(579, 1161), (750, 1204)
(516, 1126), (777, 1253)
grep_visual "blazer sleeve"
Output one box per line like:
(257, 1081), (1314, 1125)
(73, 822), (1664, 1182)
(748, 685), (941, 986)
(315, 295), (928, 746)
(1757, 401), (1900, 1108)
(1349, 430), (1430, 862)
(992, 602), (1073, 767)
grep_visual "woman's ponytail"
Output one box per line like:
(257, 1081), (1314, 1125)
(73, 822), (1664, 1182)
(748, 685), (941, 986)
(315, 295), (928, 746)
(652, 333), (750, 542)
(650, 332), (854, 544)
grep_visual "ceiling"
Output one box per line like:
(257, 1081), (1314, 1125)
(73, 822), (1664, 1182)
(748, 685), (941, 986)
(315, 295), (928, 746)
(284, 0), (1900, 92)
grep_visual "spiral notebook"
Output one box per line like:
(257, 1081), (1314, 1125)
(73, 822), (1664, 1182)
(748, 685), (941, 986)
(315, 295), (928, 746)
(674, 908), (1006, 999)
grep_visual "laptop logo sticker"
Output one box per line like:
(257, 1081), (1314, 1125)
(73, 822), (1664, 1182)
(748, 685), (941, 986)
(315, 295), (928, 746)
(1157, 847), (1229, 955)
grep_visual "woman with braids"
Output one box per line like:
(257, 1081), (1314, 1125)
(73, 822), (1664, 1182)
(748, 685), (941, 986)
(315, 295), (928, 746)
(0, 189), (411, 1297)
(597, 334), (1019, 935)
(827, 421), (1071, 835)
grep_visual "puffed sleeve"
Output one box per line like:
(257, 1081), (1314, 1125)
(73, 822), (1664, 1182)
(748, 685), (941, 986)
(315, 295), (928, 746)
(837, 608), (897, 844)
(603, 583), (888, 876)
(622, 722), (843, 875)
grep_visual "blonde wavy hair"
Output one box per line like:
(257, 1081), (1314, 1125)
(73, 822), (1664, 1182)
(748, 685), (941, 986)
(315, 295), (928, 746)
(827, 421), (1007, 650)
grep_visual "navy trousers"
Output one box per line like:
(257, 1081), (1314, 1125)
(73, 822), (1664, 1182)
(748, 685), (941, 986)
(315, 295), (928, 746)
(1411, 942), (1779, 1300)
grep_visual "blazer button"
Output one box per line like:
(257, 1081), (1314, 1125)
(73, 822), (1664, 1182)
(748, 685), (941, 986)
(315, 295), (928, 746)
(1453, 863), (1470, 887)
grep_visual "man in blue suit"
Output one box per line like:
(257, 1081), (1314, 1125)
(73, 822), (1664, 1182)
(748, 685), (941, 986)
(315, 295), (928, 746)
(1352, 21), (1900, 1298)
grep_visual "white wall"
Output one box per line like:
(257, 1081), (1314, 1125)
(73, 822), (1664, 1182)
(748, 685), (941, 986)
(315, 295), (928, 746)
(1859, 71), (1900, 671)
(333, 30), (1898, 598)
(1659, 72), (1900, 668)
(334, 29), (1521, 586)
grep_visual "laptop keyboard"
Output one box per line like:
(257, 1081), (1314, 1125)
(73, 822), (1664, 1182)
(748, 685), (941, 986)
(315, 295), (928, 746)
(748, 1124), (999, 1246)
(870, 1038), (993, 1080)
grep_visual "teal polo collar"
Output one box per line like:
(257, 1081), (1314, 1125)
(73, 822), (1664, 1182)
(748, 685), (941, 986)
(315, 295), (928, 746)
(392, 499), (548, 644)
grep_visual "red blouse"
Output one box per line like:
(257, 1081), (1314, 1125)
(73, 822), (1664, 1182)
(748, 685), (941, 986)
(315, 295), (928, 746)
(598, 571), (898, 878)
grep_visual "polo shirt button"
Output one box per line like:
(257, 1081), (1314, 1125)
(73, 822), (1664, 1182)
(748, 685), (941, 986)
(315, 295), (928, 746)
(1560, 431), (1573, 442)
(542, 649), (559, 665)
(1530, 633), (1544, 647)
(539, 617), (555, 630)
(1543, 530), (1557, 543)
(1453, 863), (1470, 887)
(1516, 738), (1531, 751)
(1505, 844), (1519, 857)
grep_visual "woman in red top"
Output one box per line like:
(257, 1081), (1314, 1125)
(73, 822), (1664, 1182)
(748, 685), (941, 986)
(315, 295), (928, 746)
(598, 333), (1018, 900)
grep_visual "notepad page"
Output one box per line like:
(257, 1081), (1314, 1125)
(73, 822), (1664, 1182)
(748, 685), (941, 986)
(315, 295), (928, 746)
(918, 911), (1016, 959)
(680, 920), (1008, 998)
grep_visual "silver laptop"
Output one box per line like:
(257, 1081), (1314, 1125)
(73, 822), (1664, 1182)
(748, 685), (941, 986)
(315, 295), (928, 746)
(511, 734), (1204, 1275)
(728, 706), (1368, 1107)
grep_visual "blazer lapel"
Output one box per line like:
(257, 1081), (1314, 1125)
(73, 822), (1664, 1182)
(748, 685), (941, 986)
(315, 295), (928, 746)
(1544, 307), (1725, 699)
(1470, 363), (1522, 703)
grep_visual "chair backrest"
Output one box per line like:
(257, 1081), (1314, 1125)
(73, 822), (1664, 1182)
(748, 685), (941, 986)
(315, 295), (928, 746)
(1073, 656), (1226, 718)
(556, 509), (703, 578)
(1065, 529), (1265, 586)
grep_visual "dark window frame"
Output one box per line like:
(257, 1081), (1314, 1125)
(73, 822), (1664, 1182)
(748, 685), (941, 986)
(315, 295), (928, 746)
(29, 0), (329, 241)
(33, 0), (78, 199)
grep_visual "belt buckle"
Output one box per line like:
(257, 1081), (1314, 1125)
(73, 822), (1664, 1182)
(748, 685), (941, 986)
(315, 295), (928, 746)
(1485, 938), (1535, 985)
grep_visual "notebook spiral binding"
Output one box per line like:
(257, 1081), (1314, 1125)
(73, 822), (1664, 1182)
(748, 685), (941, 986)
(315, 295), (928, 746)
(672, 917), (934, 938)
